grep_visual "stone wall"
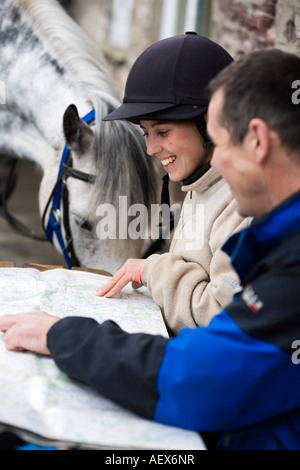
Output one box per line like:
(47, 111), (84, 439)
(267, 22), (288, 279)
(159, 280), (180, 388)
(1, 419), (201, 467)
(211, 0), (300, 58)
(61, 0), (300, 95)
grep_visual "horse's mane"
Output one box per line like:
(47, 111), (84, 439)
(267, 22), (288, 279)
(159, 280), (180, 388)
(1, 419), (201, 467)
(19, 0), (159, 210)
(21, 0), (119, 105)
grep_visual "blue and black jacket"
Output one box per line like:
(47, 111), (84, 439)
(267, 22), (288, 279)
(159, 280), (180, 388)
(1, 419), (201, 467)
(47, 191), (300, 450)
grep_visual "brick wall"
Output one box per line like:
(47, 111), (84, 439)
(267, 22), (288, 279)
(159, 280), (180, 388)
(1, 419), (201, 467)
(211, 0), (300, 58)
(63, 0), (300, 94)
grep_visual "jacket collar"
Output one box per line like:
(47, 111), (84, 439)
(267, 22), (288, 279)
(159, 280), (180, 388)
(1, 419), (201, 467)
(223, 190), (300, 283)
(180, 162), (211, 186)
(181, 166), (222, 192)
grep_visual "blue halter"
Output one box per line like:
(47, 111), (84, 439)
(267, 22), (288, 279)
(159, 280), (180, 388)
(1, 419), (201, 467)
(44, 109), (96, 269)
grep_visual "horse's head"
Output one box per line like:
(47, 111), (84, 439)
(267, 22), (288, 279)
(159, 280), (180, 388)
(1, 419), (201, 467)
(41, 104), (161, 273)
(0, 0), (164, 273)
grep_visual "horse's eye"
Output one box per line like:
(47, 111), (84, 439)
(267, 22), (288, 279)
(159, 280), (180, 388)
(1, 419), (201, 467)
(74, 216), (93, 232)
(80, 220), (93, 232)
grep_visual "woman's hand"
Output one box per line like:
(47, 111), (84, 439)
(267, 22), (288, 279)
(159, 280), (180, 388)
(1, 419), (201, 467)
(96, 259), (145, 298)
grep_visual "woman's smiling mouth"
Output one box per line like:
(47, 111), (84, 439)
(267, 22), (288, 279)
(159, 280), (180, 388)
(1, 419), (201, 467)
(161, 156), (176, 167)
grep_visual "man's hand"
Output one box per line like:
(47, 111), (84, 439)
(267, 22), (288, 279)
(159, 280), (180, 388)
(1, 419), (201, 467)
(0, 311), (59, 355)
(96, 259), (145, 298)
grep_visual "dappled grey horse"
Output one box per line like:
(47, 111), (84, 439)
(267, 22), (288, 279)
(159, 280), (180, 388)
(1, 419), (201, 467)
(0, 0), (165, 273)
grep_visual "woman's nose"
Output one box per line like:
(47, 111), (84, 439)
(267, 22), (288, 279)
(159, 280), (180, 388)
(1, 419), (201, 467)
(146, 138), (163, 157)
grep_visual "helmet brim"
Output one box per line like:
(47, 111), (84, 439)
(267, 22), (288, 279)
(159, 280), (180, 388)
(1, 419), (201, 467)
(103, 102), (207, 122)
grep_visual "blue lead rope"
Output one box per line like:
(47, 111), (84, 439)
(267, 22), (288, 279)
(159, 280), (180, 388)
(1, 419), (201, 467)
(45, 109), (96, 269)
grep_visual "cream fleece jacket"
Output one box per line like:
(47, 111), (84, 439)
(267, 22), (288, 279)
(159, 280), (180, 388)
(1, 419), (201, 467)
(141, 167), (249, 335)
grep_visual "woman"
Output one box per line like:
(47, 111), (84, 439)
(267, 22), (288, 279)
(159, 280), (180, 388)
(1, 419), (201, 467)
(97, 32), (248, 334)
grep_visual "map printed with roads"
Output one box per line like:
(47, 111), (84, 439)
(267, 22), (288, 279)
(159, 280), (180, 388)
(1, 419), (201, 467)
(0, 268), (205, 450)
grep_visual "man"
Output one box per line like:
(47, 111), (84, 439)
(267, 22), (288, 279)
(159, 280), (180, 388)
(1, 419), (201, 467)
(1, 49), (300, 450)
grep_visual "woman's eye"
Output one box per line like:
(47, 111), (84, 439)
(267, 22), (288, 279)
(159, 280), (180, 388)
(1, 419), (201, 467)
(157, 130), (168, 137)
(141, 129), (170, 138)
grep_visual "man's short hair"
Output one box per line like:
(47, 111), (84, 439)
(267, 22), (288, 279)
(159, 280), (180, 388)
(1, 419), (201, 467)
(208, 49), (300, 157)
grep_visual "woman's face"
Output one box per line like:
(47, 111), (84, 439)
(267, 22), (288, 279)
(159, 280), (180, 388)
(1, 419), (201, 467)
(140, 120), (210, 182)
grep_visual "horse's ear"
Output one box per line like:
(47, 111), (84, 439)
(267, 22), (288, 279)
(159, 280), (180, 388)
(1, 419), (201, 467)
(63, 104), (94, 157)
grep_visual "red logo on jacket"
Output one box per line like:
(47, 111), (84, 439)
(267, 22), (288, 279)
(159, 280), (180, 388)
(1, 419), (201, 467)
(242, 284), (264, 314)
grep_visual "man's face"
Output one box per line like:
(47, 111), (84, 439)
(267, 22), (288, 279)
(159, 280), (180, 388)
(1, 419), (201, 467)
(207, 89), (265, 218)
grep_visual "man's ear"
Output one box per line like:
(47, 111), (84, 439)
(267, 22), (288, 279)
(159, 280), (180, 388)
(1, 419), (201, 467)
(248, 118), (270, 165)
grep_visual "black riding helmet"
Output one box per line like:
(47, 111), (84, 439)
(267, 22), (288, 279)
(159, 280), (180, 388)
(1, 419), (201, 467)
(103, 32), (234, 146)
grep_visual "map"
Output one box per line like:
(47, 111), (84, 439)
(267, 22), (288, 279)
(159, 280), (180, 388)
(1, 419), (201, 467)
(0, 268), (205, 450)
